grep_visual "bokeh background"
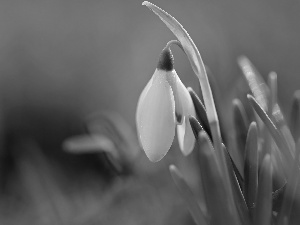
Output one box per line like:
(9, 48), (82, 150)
(0, 0), (300, 224)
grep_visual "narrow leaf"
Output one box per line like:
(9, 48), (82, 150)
(233, 98), (249, 175)
(197, 131), (240, 225)
(247, 95), (293, 174)
(265, 72), (277, 161)
(254, 154), (273, 225)
(205, 68), (227, 143)
(222, 144), (250, 225)
(238, 56), (269, 112)
(268, 72), (277, 112)
(189, 115), (204, 138)
(188, 88), (211, 139)
(169, 165), (208, 225)
(228, 150), (244, 192)
(244, 122), (258, 217)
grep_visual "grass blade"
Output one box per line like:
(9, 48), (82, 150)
(233, 98), (249, 176)
(189, 116), (204, 138)
(205, 68), (227, 142)
(265, 71), (278, 157)
(188, 87), (211, 139)
(189, 115), (243, 192)
(254, 154), (273, 225)
(227, 149), (244, 193)
(169, 165), (208, 225)
(238, 56), (269, 112)
(244, 122), (258, 217)
(196, 131), (240, 225)
(268, 72), (277, 112)
(266, 72), (296, 161)
(190, 115), (247, 223)
(222, 144), (250, 225)
(247, 95), (293, 173)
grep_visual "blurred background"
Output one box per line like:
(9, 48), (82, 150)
(0, 0), (300, 224)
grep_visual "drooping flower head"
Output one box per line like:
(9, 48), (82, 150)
(136, 45), (196, 162)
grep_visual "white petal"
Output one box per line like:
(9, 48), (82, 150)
(136, 69), (176, 162)
(136, 75), (154, 124)
(165, 70), (183, 124)
(174, 73), (196, 155)
(177, 116), (195, 156)
(177, 117), (186, 151)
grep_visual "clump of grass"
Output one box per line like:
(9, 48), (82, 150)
(139, 2), (300, 225)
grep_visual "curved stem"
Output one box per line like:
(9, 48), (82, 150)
(165, 40), (184, 52)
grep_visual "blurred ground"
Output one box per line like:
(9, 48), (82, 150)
(0, 0), (299, 224)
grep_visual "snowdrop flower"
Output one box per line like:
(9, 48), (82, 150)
(136, 46), (196, 162)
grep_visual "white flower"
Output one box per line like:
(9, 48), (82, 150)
(136, 47), (196, 162)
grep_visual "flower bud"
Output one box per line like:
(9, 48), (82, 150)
(136, 48), (176, 162)
(136, 46), (196, 161)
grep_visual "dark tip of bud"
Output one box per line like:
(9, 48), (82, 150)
(157, 47), (174, 71)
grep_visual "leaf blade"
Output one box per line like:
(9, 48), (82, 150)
(247, 94), (293, 174)
(196, 131), (240, 225)
(254, 154), (273, 225)
(244, 122), (258, 218)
